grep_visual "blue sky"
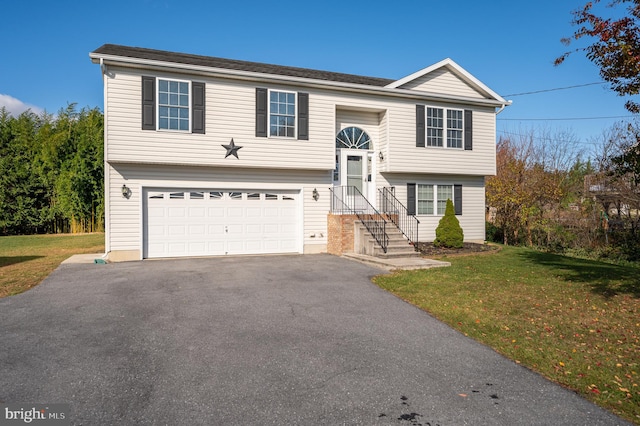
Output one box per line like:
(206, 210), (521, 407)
(1, 0), (634, 158)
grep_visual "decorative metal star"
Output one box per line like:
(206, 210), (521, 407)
(221, 138), (242, 159)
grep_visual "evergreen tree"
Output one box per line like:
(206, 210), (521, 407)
(434, 199), (464, 248)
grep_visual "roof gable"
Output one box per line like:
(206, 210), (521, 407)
(386, 58), (508, 103)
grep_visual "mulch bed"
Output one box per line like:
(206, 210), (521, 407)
(415, 242), (500, 257)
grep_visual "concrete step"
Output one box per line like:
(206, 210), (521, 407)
(374, 250), (422, 259)
(373, 245), (420, 256)
(367, 237), (411, 246)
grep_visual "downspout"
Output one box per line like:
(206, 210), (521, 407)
(99, 56), (110, 258)
(496, 100), (512, 115)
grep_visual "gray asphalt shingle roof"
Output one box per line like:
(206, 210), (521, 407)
(92, 44), (395, 87)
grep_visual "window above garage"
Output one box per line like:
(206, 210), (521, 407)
(158, 79), (190, 131)
(142, 76), (205, 134)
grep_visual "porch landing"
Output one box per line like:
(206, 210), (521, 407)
(342, 253), (450, 271)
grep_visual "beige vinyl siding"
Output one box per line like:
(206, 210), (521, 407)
(335, 109), (381, 143)
(384, 174), (486, 242)
(398, 68), (486, 99)
(319, 91), (496, 176)
(105, 66), (335, 170)
(386, 103), (496, 176)
(107, 163), (331, 255)
(378, 110), (388, 172)
(105, 66), (496, 177)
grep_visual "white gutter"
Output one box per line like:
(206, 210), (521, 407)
(496, 101), (512, 115)
(89, 53), (508, 108)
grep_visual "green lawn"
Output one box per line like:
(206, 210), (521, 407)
(0, 233), (104, 297)
(374, 245), (640, 424)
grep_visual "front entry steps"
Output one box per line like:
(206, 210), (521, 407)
(349, 222), (451, 270)
(355, 222), (420, 259)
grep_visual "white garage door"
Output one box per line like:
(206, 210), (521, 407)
(144, 189), (300, 258)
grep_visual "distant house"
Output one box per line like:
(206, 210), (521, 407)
(90, 44), (510, 261)
(585, 173), (639, 220)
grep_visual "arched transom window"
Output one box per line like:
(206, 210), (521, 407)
(336, 127), (371, 150)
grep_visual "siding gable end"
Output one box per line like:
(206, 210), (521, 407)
(398, 68), (486, 99)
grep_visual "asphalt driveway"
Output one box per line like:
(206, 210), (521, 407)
(0, 254), (630, 425)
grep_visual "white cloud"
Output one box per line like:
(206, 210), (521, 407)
(0, 94), (43, 117)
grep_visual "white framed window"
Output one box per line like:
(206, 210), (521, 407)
(426, 107), (463, 149)
(417, 184), (454, 215)
(426, 107), (443, 147)
(269, 90), (296, 138)
(417, 184), (434, 215)
(437, 185), (453, 214)
(158, 79), (190, 131)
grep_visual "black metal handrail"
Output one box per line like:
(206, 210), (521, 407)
(329, 186), (389, 253)
(378, 187), (419, 249)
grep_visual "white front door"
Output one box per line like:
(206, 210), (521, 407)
(335, 149), (375, 201)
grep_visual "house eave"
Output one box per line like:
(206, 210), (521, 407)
(90, 53), (509, 109)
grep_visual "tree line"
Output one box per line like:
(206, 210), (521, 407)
(0, 105), (104, 235)
(486, 123), (640, 262)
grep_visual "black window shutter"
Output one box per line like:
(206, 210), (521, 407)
(454, 184), (462, 215)
(192, 82), (205, 134)
(407, 183), (416, 215)
(464, 109), (473, 150)
(256, 88), (268, 137)
(298, 92), (309, 140)
(142, 76), (155, 130)
(416, 105), (425, 147)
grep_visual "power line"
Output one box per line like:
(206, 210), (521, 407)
(502, 82), (606, 97)
(498, 115), (635, 121)
(497, 129), (592, 146)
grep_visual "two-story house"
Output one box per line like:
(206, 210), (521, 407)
(90, 44), (510, 261)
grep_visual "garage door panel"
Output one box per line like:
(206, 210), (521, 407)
(208, 224), (224, 235)
(168, 208), (185, 217)
(148, 225), (165, 236)
(246, 224), (262, 234)
(263, 224), (279, 233)
(245, 240), (262, 251)
(167, 243), (186, 254)
(226, 224), (243, 235)
(281, 223), (297, 233)
(208, 207), (224, 217)
(263, 207), (278, 217)
(189, 225), (205, 235)
(281, 207), (296, 217)
(145, 189), (300, 258)
(189, 207), (205, 217)
(147, 243), (165, 257)
(148, 207), (165, 218)
(188, 242), (206, 253)
(226, 241), (244, 253)
(263, 240), (280, 250)
(168, 225), (186, 236)
(227, 207), (243, 217)
(207, 240), (225, 252)
(246, 207), (261, 217)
